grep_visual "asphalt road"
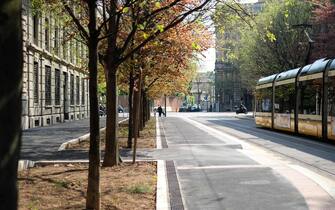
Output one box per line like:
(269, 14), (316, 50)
(158, 112), (335, 210)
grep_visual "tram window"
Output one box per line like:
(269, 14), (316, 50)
(256, 87), (272, 112)
(274, 83), (295, 114)
(300, 78), (322, 115)
(328, 77), (335, 116)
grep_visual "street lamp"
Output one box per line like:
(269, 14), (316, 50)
(217, 94), (220, 112)
(292, 23), (315, 65)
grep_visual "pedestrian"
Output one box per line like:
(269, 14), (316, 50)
(153, 107), (157, 116)
(157, 105), (164, 117)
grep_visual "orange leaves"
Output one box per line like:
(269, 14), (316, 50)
(139, 21), (212, 98)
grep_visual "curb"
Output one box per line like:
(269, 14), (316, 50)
(235, 116), (254, 120)
(58, 118), (129, 151)
(18, 160), (35, 171)
(156, 117), (170, 210)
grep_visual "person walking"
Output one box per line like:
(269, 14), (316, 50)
(157, 105), (164, 117)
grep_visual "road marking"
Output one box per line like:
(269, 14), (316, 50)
(179, 115), (335, 209)
(156, 117), (170, 210)
(177, 165), (267, 170)
(177, 116), (245, 147)
(156, 116), (162, 149)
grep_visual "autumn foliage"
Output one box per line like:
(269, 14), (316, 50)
(118, 20), (212, 99)
(310, 0), (335, 61)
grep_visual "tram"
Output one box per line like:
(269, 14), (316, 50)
(255, 58), (335, 141)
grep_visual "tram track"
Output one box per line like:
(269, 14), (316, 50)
(193, 117), (335, 180)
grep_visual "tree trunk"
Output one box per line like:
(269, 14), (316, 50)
(127, 71), (134, 148)
(139, 88), (144, 131)
(145, 94), (149, 122)
(103, 67), (119, 166)
(103, 0), (119, 167)
(133, 70), (142, 163)
(143, 92), (147, 124)
(147, 99), (151, 121)
(86, 1), (101, 209)
(0, 1), (22, 209)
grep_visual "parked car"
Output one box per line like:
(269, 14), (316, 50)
(118, 105), (124, 113)
(99, 104), (106, 116)
(190, 105), (201, 112)
(179, 106), (187, 112)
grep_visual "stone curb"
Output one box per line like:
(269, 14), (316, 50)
(235, 115), (254, 120)
(18, 160), (35, 171)
(58, 118), (129, 151)
(156, 117), (170, 210)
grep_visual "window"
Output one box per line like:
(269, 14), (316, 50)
(70, 74), (74, 105)
(62, 28), (67, 60)
(44, 18), (49, 51)
(55, 69), (60, 105)
(256, 87), (272, 112)
(82, 78), (85, 105)
(75, 41), (79, 65)
(45, 66), (52, 105)
(70, 40), (74, 63)
(76, 76), (80, 105)
(80, 44), (84, 61)
(54, 26), (59, 55)
(328, 76), (335, 116)
(33, 62), (39, 103)
(33, 15), (39, 45)
(300, 78), (323, 115)
(274, 83), (295, 114)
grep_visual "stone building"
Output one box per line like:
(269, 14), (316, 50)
(21, 1), (89, 129)
(190, 72), (215, 111)
(214, 0), (264, 111)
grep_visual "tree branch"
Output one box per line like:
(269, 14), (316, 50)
(118, 0), (211, 65)
(61, 0), (89, 41)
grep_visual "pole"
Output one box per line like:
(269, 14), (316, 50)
(164, 94), (167, 117)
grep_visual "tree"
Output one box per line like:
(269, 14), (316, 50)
(215, 0), (312, 90)
(116, 20), (212, 149)
(99, 0), (213, 166)
(56, 0), (102, 208)
(310, 0), (335, 61)
(0, 0), (22, 209)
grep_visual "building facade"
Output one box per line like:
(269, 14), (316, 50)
(21, 1), (89, 129)
(190, 72), (215, 111)
(214, 1), (264, 111)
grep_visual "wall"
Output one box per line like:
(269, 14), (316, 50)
(154, 96), (183, 112)
(21, 1), (89, 129)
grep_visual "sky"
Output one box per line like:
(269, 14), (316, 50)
(198, 48), (216, 72)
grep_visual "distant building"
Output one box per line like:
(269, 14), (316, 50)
(190, 72), (215, 111)
(214, 1), (264, 111)
(21, 1), (89, 129)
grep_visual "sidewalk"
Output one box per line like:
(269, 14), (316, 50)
(153, 116), (335, 210)
(21, 117), (109, 161)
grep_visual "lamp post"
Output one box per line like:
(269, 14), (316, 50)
(217, 94), (220, 112)
(292, 23), (314, 65)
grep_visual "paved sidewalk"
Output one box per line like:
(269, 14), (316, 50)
(151, 116), (335, 210)
(21, 117), (108, 161)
